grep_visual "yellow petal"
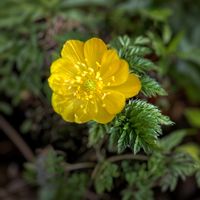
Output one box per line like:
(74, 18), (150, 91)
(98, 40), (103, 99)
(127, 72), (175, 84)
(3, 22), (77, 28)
(61, 40), (85, 63)
(107, 73), (141, 98)
(103, 59), (129, 86)
(100, 49), (119, 76)
(84, 38), (107, 69)
(48, 73), (73, 96)
(52, 93), (75, 122)
(94, 99), (115, 124)
(50, 58), (77, 75)
(74, 101), (97, 123)
(102, 90), (125, 114)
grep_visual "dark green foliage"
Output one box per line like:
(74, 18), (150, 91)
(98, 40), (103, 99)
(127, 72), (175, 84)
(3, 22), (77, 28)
(58, 173), (89, 200)
(88, 122), (108, 147)
(160, 153), (196, 191)
(24, 148), (89, 200)
(120, 151), (198, 199)
(94, 161), (119, 194)
(110, 100), (173, 154)
(195, 170), (200, 188)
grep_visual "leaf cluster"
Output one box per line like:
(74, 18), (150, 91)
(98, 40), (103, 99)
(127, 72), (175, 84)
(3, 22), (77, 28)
(109, 99), (173, 154)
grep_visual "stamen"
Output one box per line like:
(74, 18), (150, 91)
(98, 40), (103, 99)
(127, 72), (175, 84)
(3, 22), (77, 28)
(107, 82), (111, 86)
(75, 76), (82, 83)
(74, 64), (79, 69)
(96, 61), (101, 68)
(96, 72), (101, 79)
(102, 93), (106, 100)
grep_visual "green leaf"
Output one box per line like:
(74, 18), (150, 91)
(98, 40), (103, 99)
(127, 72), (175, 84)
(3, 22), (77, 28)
(133, 135), (140, 154)
(162, 24), (172, 44)
(160, 129), (188, 152)
(118, 129), (130, 153)
(111, 100), (173, 154)
(167, 31), (184, 54)
(178, 49), (200, 65)
(185, 108), (200, 128)
(177, 143), (200, 161)
(160, 153), (196, 191)
(133, 36), (151, 46)
(88, 122), (107, 146)
(140, 8), (172, 22)
(147, 32), (166, 56)
(0, 101), (12, 115)
(129, 56), (157, 73)
(141, 76), (167, 97)
(195, 171), (200, 188)
(20, 119), (32, 134)
(94, 162), (119, 194)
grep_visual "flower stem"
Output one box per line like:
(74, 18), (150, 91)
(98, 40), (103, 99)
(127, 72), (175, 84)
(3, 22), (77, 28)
(64, 153), (147, 171)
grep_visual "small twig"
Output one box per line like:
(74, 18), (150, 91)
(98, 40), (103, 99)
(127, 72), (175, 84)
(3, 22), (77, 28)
(65, 162), (95, 171)
(64, 153), (147, 172)
(108, 153), (148, 162)
(0, 115), (35, 162)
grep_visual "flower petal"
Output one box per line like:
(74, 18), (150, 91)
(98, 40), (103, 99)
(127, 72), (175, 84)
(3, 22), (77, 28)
(102, 90), (125, 114)
(94, 99), (115, 124)
(48, 73), (73, 96)
(100, 49), (119, 76)
(103, 59), (129, 86)
(74, 101), (97, 123)
(50, 58), (78, 75)
(84, 38), (107, 69)
(61, 40), (85, 63)
(52, 93), (76, 122)
(106, 73), (141, 98)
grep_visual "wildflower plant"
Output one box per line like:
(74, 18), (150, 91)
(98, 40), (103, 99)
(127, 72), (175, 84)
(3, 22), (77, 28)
(24, 35), (200, 200)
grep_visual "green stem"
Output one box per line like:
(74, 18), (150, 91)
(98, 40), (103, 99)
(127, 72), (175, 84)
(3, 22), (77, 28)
(64, 153), (147, 171)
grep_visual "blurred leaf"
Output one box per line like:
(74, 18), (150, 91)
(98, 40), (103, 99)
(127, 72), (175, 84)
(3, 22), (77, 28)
(185, 108), (200, 128)
(167, 31), (184, 54)
(94, 161), (119, 194)
(0, 101), (12, 115)
(177, 143), (200, 161)
(148, 32), (166, 56)
(162, 24), (172, 44)
(141, 8), (172, 22)
(160, 129), (193, 152)
(20, 119), (33, 134)
(160, 153), (196, 191)
(117, 0), (150, 13)
(61, 0), (111, 7)
(178, 49), (200, 65)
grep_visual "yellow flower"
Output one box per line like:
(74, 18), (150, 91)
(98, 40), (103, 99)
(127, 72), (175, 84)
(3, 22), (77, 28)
(48, 38), (141, 124)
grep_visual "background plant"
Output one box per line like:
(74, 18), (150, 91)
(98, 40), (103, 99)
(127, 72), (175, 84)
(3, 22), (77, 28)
(0, 0), (200, 200)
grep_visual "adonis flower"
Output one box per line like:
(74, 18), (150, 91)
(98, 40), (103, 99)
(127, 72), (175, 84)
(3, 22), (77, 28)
(48, 38), (141, 124)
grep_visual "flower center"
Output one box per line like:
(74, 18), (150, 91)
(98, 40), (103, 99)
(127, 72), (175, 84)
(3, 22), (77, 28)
(83, 79), (96, 91)
(70, 62), (104, 101)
